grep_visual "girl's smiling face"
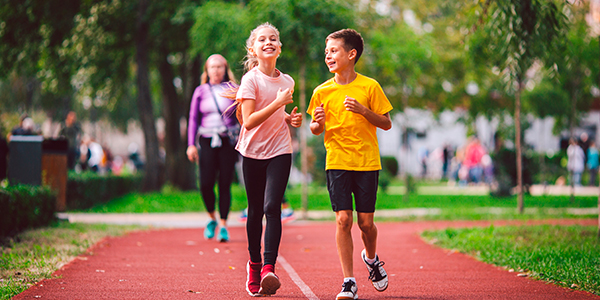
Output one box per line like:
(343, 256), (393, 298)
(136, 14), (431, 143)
(250, 27), (281, 60)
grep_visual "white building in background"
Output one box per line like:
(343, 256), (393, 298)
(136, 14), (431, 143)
(377, 108), (600, 179)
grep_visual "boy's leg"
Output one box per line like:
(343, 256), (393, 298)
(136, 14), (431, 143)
(335, 210), (354, 277)
(357, 212), (377, 258)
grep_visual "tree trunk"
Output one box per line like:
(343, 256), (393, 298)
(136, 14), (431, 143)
(299, 60), (308, 220)
(135, 0), (161, 192)
(516, 81), (524, 214)
(158, 45), (195, 190)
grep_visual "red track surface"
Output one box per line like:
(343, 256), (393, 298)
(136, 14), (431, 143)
(14, 219), (599, 299)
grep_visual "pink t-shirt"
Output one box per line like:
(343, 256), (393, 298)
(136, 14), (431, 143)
(235, 67), (294, 159)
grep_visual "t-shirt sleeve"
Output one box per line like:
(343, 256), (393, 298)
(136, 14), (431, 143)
(369, 82), (393, 115)
(307, 89), (321, 118)
(236, 74), (256, 101)
(187, 86), (202, 146)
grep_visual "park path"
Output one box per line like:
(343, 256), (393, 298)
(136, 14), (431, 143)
(14, 219), (599, 299)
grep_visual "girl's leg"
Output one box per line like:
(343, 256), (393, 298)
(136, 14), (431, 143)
(243, 156), (267, 263)
(199, 137), (218, 215)
(263, 154), (291, 266)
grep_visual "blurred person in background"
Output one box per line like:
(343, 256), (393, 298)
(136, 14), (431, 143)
(58, 111), (82, 170)
(586, 140), (598, 186)
(186, 54), (239, 242)
(567, 138), (585, 186)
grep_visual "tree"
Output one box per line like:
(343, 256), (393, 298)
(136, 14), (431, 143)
(467, 0), (568, 214)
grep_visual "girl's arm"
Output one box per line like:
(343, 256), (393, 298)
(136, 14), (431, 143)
(285, 107), (303, 128)
(241, 88), (293, 130)
(343, 96), (392, 130)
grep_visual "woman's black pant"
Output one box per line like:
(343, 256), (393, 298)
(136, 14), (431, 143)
(198, 136), (237, 220)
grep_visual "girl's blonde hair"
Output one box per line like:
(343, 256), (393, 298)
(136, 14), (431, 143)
(223, 23), (282, 124)
(200, 54), (237, 85)
(242, 22), (282, 72)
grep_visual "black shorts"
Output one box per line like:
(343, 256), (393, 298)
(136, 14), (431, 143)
(326, 170), (379, 213)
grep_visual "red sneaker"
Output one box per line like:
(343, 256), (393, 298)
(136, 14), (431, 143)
(259, 264), (281, 295)
(246, 261), (261, 296)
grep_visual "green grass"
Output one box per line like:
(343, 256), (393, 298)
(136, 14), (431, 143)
(0, 221), (143, 300)
(82, 184), (598, 221)
(421, 225), (600, 295)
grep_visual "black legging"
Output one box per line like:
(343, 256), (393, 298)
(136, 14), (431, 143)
(198, 136), (237, 220)
(243, 154), (291, 266)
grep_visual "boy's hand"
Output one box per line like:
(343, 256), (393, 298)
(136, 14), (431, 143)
(313, 103), (325, 125)
(289, 107), (303, 128)
(276, 88), (293, 107)
(344, 96), (367, 115)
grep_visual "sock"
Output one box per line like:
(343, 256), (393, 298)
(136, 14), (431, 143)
(365, 255), (377, 264)
(344, 277), (356, 284)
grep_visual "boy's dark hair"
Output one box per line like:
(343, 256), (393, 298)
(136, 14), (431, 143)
(326, 29), (364, 64)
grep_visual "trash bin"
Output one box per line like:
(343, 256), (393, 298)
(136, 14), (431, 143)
(42, 138), (68, 212)
(8, 135), (43, 185)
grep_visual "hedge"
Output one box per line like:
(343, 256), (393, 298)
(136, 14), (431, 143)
(66, 172), (143, 210)
(0, 184), (56, 238)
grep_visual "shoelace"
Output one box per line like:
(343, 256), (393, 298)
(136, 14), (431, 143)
(341, 281), (355, 292)
(368, 260), (386, 281)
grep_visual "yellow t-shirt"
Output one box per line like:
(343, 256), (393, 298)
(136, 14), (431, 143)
(307, 73), (393, 171)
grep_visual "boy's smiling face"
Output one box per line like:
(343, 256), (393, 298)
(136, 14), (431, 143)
(324, 38), (356, 73)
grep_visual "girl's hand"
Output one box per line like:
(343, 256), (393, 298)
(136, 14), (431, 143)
(276, 88), (293, 107)
(343, 96), (367, 115)
(289, 107), (303, 128)
(186, 145), (198, 162)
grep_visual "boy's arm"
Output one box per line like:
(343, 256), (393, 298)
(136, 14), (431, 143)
(344, 96), (392, 130)
(310, 103), (325, 135)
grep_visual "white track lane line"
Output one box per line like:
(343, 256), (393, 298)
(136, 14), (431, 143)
(278, 255), (319, 300)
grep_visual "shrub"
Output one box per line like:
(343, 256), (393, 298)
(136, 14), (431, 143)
(66, 172), (143, 210)
(381, 156), (399, 176)
(0, 184), (56, 238)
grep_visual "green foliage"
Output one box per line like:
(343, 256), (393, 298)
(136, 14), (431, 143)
(381, 156), (399, 176)
(367, 21), (438, 110)
(66, 172), (143, 210)
(0, 185), (56, 238)
(189, 1), (250, 76)
(423, 225), (600, 295)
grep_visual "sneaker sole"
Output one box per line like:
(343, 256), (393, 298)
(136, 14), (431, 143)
(336, 294), (358, 300)
(372, 281), (388, 292)
(258, 273), (281, 295)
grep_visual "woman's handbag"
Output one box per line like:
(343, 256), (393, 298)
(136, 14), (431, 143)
(209, 83), (240, 144)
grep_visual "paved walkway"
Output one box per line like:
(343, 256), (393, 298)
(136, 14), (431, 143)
(56, 206), (598, 228)
(13, 218), (600, 299)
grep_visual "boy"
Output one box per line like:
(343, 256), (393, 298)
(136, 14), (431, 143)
(307, 29), (392, 300)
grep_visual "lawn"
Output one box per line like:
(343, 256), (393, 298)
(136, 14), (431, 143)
(81, 183), (598, 221)
(421, 225), (600, 296)
(0, 222), (143, 300)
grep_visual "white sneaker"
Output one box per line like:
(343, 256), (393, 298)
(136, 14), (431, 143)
(361, 249), (388, 292)
(336, 280), (358, 300)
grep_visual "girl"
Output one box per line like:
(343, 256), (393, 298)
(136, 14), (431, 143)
(232, 23), (302, 296)
(187, 54), (239, 242)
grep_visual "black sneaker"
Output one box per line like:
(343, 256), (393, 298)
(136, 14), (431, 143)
(361, 249), (388, 292)
(336, 280), (358, 300)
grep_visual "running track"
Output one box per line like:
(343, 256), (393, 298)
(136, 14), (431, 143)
(14, 219), (599, 299)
